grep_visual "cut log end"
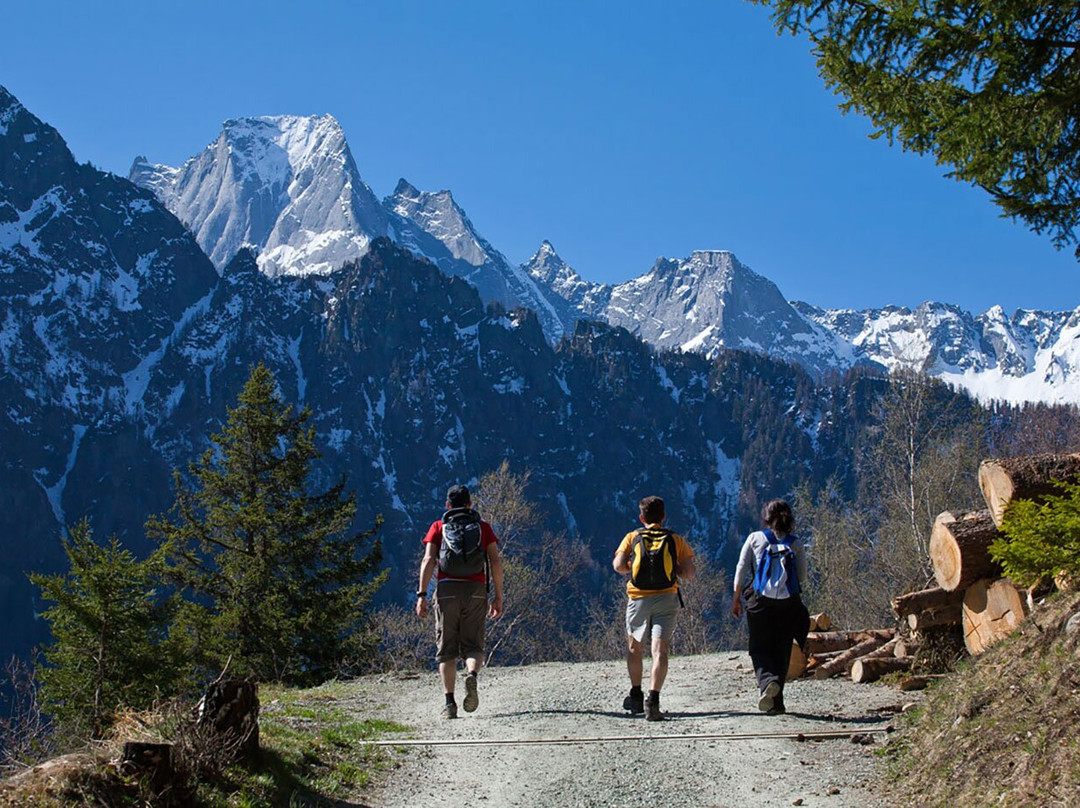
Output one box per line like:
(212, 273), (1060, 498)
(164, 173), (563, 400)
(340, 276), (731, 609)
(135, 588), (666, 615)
(929, 509), (1001, 591)
(851, 656), (913, 684)
(788, 641), (807, 680)
(809, 612), (832, 632)
(962, 578), (1031, 656)
(978, 453), (1080, 529)
(978, 461), (1015, 529)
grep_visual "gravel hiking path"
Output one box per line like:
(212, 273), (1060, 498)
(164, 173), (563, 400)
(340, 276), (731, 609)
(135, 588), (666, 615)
(348, 652), (917, 808)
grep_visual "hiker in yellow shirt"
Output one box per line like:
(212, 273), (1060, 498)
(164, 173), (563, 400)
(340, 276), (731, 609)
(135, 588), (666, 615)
(613, 496), (696, 721)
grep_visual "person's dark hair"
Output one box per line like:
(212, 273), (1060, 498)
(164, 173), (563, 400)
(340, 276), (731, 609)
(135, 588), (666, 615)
(762, 499), (794, 535)
(447, 484), (471, 509)
(639, 496), (665, 524)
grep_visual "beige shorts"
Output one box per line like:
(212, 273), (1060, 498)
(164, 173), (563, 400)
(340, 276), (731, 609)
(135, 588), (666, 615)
(625, 591), (680, 643)
(434, 579), (487, 663)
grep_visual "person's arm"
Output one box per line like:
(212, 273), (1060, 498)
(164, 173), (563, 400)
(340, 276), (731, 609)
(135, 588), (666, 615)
(486, 542), (504, 618)
(731, 535), (755, 618)
(613, 532), (633, 574)
(416, 541), (437, 618)
(794, 537), (808, 590)
(676, 535), (696, 580)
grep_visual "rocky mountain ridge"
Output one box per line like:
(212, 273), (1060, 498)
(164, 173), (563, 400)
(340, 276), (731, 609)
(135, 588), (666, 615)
(130, 112), (1079, 405)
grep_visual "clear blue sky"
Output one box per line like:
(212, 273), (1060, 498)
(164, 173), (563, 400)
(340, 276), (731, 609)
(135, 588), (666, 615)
(3, 0), (1077, 313)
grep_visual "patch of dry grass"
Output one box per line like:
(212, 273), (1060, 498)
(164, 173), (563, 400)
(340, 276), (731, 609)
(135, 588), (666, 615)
(0, 681), (412, 807)
(883, 592), (1080, 807)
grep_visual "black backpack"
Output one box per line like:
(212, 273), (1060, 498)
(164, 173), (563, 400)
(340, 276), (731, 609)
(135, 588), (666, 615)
(629, 527), (678, 591)
(439, 507), (486, 578)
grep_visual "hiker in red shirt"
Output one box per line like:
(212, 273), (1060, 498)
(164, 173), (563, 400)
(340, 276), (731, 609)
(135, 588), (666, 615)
(416, 484), (504, 719)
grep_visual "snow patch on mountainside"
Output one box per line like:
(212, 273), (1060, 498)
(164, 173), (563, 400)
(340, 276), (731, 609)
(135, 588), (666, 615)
(123, 288), (215, 413)
(35, 424), (86, 527)
(796, 301), (1080, 403)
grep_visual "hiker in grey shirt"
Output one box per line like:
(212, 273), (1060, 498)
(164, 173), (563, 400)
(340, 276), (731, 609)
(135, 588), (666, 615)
(731, 499), (810, 715)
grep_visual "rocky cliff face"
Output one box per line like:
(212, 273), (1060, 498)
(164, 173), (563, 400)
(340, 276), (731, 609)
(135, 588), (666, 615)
(129, 115), (389, 276)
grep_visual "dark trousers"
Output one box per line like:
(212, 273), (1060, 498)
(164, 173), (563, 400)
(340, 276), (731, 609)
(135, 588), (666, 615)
(746, 592), (810, 698)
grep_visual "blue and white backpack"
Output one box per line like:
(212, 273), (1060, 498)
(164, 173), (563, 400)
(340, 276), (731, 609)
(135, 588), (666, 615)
(752, 530), (801, 598)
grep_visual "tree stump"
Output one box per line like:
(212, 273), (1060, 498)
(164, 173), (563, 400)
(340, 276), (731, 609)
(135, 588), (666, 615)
(198, 678), (260, 761)
(978, 453), (1080, 529)
(962, 578), (1030, 655)
(930, 509), (1002, 591)
(120, 742), (173, 794)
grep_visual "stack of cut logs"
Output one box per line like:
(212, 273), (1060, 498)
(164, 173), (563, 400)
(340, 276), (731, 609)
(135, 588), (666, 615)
(921, 452), (1080, 655)
(789, 453), (1080, 684)
(789, 614), (916, 685)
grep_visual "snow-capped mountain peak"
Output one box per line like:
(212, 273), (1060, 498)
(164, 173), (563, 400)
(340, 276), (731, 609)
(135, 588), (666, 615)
(387, 179), (491, 267)
(130, 113), (389, 276)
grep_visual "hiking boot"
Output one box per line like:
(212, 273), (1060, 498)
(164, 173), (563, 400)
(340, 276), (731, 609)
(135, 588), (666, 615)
(645, 695), (665, 722)
(622, 689), (644, 715)
(769, 694), (786, 715)
(441, 702), (458, 719)
(463, 673), (479, 713)
(758, 681), (781, 713)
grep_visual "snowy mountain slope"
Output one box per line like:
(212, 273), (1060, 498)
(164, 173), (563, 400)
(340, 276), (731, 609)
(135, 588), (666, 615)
(530, 245), (860, 377)
(123, 106), (1078, 403)
(523, 240), (612, 317)
(383, 179), (576, 341)
(530, 237), (1078, 404)
(795, 301), (1080, 404)
(129, 115), (389, 276)
(603, 250), (858, 377)
(131, 118), (575, 341)
(0, 83), (219, 660)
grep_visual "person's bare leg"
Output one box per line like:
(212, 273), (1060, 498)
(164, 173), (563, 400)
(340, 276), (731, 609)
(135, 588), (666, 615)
(439, 660), (457, 695)
(626, 636), (643, 687)
(649, 636), (670, 692)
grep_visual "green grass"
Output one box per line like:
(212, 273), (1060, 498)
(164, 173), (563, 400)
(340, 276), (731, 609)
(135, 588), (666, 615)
(195, 682), (412, 807)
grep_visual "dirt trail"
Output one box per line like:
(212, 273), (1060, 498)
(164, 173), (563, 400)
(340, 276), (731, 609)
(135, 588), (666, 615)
(348, 652), (915, 808)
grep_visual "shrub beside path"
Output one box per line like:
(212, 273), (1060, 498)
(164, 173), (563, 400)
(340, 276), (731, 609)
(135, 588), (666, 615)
(349, 652), (915, 807)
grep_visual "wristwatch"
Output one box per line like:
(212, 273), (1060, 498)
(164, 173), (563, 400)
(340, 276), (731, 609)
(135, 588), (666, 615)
(416, 590), (426, 598)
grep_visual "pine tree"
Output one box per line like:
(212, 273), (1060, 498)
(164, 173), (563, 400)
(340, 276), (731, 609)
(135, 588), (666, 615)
(992, 481), (1080, 587)
(29, 519), (178, 739)
(146, 363), (386, 685)
(754, 1), (1080, 257)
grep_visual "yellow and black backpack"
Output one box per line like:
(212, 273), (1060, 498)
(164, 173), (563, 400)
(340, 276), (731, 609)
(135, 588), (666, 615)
(629, 527), (678, 591)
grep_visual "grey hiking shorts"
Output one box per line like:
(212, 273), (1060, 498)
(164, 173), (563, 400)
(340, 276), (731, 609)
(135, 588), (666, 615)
(625, 590), (680, 643)
(434, 579), (487, 664)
